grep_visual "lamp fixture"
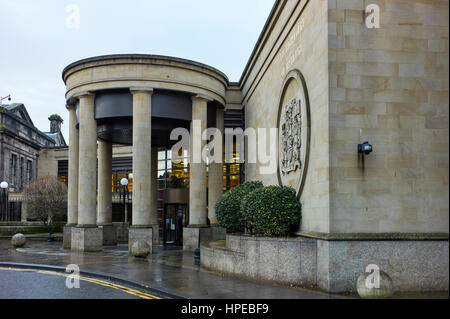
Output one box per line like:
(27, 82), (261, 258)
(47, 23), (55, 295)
(358, 142), (373, 155)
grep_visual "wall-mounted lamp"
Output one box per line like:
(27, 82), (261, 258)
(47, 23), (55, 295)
(358, 142), (373, 155)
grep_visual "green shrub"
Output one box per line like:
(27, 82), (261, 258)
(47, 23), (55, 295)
(215, 181), (264, 232)
(241, 185), (301, 236)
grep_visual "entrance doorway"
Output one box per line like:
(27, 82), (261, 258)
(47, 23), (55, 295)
(163, 204), (188, 247)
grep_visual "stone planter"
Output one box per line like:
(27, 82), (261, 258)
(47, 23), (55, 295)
(201, 234), (317, 287)
(201, 234), (449, 293)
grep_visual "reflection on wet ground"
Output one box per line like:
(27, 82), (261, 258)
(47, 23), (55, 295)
(0, 239), (338, 299)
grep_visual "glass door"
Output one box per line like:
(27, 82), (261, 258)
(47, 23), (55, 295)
(163, 204), (188, 247)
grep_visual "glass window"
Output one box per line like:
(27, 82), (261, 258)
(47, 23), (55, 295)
(229, 174), (240, 188)
(158, 170), (169, 179)
(10, 154), (18, 185)
(127, 173), (133, 192)
(158, 151), (166, 161)
(223, 162), (244, 191)
(20, 157), (24, 187)
(26, 160), (32, 183)
(158, 160), (166, 171)
(158, 147), (189, 190)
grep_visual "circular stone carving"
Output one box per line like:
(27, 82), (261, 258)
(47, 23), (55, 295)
(11, 233), (26, 248)
(276, 69), (310, 199)
(130, 240), (151, 258)
(357, 270), (394, 299)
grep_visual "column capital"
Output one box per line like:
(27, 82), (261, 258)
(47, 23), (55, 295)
(130, 87), (154, 95)
(191, 94), (213, 103)
(73, 91), (95, 99)
(66, 102), (76, 111)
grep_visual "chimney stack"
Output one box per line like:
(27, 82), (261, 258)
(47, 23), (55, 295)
(48, 114), (63, 133)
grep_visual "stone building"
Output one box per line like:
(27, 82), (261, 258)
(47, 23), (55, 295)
(208, 0), (448, 293)
(7, 0), (448, 293)
(0, 103), (66, 221)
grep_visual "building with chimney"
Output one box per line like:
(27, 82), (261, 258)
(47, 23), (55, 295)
(0, 103), (66, 221)
(44, 114), (66, 147)
(0, 0), (448, 294)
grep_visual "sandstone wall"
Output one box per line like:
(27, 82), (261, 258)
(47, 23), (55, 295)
(37, 147), (68, 178)
(328, 0), (449, 233)
(242, 0), (449, 235)
(243, 0), (331, 233)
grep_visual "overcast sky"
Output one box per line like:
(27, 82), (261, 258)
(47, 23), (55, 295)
(0, 0), (274, 140)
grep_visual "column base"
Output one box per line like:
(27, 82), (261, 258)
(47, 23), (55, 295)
(128, 227), (153, 254)
(183, 225), (226, 251)
(151, 224), (160, 245)
(183, 226), (211, 252)
(71, 227), (103, 252)
(113, 222), (129, 243)
(99, 224), (117, 246)
(63, 225), (74, 249)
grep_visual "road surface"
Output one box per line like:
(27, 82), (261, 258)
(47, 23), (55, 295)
(0, 267), (163, 299)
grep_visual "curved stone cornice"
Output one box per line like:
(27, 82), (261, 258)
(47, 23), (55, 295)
(62, 54), (228, 105)
(62, 54), (229, 84)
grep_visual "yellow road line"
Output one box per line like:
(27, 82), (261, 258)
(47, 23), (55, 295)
(0, 267), (161, 299)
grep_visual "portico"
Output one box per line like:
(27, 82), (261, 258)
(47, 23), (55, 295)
(35, 0), (450, 293)
(62, 55), (228, 252)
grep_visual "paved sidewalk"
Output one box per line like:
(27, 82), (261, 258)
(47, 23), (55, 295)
(0, 239), (340, 299)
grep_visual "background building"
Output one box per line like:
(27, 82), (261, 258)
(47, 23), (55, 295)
(0, 103), (66, 221)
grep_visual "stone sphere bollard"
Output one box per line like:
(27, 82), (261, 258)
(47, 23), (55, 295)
(131, 240), (151, 258)
(11, 233), (26, 248)
(357, 270), (394, 299)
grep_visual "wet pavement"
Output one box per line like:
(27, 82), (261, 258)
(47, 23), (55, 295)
(0, 239), (339, 299)
(0, 268), (154, 299)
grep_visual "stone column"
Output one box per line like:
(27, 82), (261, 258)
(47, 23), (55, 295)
(208, 108), (224, 225)
(150, 146), (159, 244)
(63, 103), (79, 249)
(97, 139), (116, 246)
(21, 202), (28, 222)
(184, 95), (211, 251)
(129, 87), (153, 254)
(71, 92), (103, 252)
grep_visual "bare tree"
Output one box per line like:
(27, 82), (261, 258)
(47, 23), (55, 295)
(23, 176), (67, 239)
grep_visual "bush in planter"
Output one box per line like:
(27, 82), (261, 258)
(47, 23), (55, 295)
(215, 181), (264, 232)
(241, 185), (301, 236)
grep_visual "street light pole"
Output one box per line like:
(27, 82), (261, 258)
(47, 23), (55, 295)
(120, 178), (129, 224)
(1, 181), (9, 222)
(0, 95), (12, 104)
(0, 94), (11, 220)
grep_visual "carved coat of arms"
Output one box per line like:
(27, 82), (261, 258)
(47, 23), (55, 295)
(281, 98), (302, 175)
